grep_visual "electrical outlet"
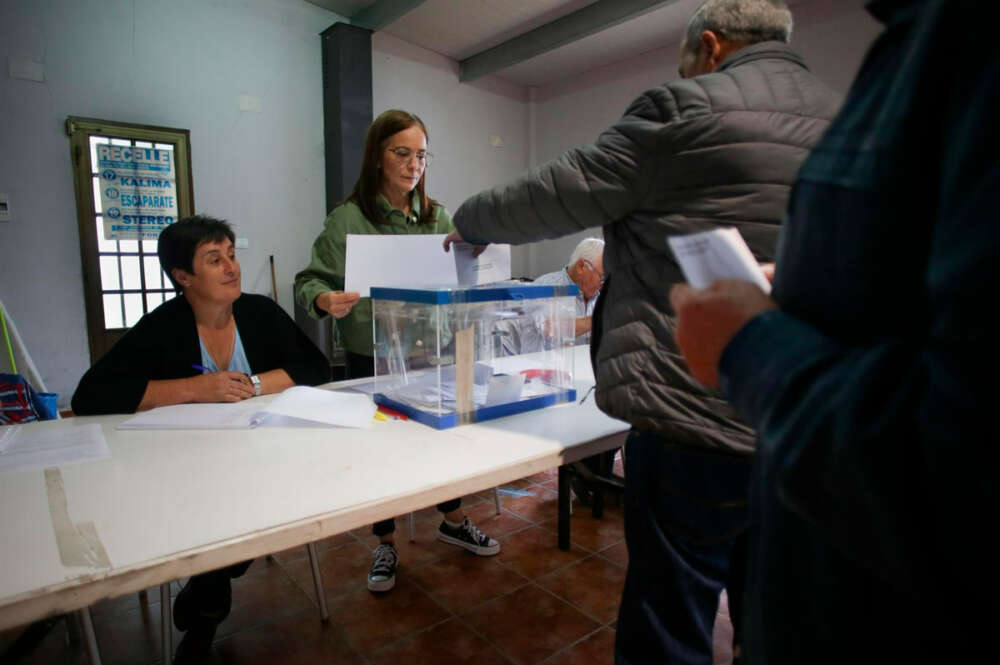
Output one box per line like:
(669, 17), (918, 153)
(235, 237), (249, 249)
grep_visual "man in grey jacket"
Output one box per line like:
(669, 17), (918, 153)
(444, 1), (840, 663)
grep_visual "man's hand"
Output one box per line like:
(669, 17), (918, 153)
(442, 230), (488, 257)
(316, 290), (361, 319)
(189, 371), (257, 403)
(669, 280), (777, 387)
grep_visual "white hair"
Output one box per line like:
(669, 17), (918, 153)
(685, 0), (793, 50)
(569, 237), (605, 268)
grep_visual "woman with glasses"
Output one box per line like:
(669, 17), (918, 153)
(294, 109), (499, 594)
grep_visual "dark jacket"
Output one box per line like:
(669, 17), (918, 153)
(72, 294), (329, 415)
(719, 0), (996, 661)
(454, 42), (841, 454)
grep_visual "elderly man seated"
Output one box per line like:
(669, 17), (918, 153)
(532, 237), (605, 343)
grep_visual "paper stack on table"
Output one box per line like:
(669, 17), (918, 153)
(118, 386), (376, 430)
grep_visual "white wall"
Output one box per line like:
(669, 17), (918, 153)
(371, 32), (531, 275)
(524, 2), (882, 277)
(0, 0), (342, 406)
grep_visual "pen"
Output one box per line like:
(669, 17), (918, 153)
(191, 364), (210, 373)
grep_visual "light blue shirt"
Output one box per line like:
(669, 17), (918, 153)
(198, 325), (252, 374)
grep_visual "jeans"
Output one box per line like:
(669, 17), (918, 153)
(345, 351), (464, 538)
(615, 429), (751, 665)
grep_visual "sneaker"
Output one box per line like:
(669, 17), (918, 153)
(437, 518), (500, 556)
(367, 543), (398, 592)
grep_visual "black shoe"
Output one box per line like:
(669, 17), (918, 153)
(172, 621), (217, 665)
(437, 518), (500, 556)
(367, 543), (398, 592)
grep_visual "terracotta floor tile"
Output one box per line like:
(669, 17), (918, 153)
(497, 526), (588, 580)
(462, 585), (599, 665)
(523, 468), (558, 484)
(367, 617), (513, 665)
(326, 578), (451, 654)
(270, 532), (356, 563)
(542, 627), (615, 665)
(91, 600), (182, 665)
(596, 541), (628, 569)
(0, 615), (89, 665)
(410, 551), (529, 614)
(477, 477), (535, 501)
(212, 607), (363, 665)
(284, 540), (372, 603)
(462, 501), (534, 538)
(497, 487), (559, 524)
(220, 563), (317, 639)
(537, 556), (625, 624)
(538, 511), (625, 554)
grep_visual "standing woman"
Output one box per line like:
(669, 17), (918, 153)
(295, 109), (500, 593)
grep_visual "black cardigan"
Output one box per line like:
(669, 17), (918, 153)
(71, 294), (329, 415)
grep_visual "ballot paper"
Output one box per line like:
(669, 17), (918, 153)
(345, 234), (455, 297)
(453, 243), (512, 286)
(117, 386), (376, 430)
(0, 423), (110, 474)
(666, 228), (771, 294)
(344, 234), (512, 297)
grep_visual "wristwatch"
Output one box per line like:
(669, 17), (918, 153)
(249, 374), (262, 396)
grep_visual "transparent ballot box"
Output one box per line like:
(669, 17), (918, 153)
(370, 283), (579, 428)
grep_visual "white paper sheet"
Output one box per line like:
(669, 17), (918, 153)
(117, 386), (376, 430)
(345, 234), (456, 297)
(666, 228), (771, 294)
(453, 243), (512, 286)
(0, 424), (110, 474)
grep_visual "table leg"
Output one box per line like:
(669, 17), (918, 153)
(77, 607), (102, 665)
(493, 486), (501, 515)
(160, 583), (171, 664)
(408, 512), (416, 542)
(306, 542), (330, 621)
(558, 465), (570, 551)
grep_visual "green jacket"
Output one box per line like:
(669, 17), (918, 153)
(294, 193), (454, 356)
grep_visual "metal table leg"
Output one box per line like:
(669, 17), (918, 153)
(493, 486), (502, 515)
(160, 583), (171, 664)
(306, 542), (330, 621)
(77, 607), (102, 665)
(558, 465), (571, 551)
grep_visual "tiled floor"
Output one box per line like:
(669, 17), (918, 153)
(1, 463), (736, 664)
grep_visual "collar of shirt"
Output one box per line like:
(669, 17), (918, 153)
(377, 192), (422, 225)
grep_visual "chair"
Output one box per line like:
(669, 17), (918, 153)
(557, 446), (625, 550)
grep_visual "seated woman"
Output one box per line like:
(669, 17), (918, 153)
(72, 215), (328, 663)
(295, 109), (499, 594)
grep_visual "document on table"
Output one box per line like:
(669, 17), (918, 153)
(666, 228), (771, 294)
(0, 423), (110, 474)
(117, 386), (376, 430)
(453, 242), (511, 286)
(345, 234), (455, 297)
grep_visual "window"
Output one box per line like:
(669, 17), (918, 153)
(67, 117), (194, 362)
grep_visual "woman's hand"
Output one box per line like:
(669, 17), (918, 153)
(190, 371), (257, 403)
(316, 290), (361, 319)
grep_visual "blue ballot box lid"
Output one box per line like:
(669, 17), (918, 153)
(370, 282), (579, 305)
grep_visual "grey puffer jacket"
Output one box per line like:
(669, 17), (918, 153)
(453, 42), (841, 455)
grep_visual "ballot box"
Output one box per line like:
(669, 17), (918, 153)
(370, 283), (578, 428)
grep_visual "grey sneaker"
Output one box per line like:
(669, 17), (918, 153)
(437, 518), (500, 556)
(367, 543), (398, 592)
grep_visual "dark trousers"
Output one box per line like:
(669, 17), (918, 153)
(345, 351), (463, 538)
(615, 429), (751, 665)
(182, 560), (253, 624)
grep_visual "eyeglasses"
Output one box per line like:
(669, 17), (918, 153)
(385, 147), (433, 167)
(584, 259), (606, 284)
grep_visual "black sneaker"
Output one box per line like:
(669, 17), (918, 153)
(367, 543), (398, 592)
(437, 518), (500, 556)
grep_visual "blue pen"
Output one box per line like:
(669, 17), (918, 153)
(191, 364), (210, 373)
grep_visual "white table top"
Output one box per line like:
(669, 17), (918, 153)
(0, 346), (628, 629)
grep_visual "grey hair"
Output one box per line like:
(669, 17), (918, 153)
(568, 237), (605, 268)
(685, 0), (793, 50)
